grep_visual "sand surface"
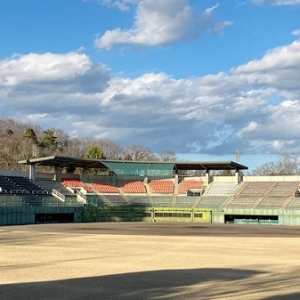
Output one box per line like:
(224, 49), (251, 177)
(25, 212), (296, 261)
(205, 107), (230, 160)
(1, 223), (300, 300)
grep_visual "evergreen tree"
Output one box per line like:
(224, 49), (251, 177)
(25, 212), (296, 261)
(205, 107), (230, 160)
(85, 146), (105, 159)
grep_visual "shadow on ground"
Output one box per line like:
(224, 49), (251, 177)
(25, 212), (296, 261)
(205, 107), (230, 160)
(0, 268), (264, 300)
(14, 223), (300, 238)
(264, 294), (300, 300)
(2, 267), (300, 300)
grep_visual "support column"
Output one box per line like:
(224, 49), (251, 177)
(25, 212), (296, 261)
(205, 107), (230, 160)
(174, 174), (179, 194)
(54, 167), (62, 181)
(205, 170), (211, 186)
(29, 164), (36, 183)
(174, 174), (179, 186)
(235, 170), (241, 184)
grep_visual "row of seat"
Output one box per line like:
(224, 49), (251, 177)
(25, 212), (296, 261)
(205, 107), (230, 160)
(5, 177), (294, 209)
(149, 180), (174, 194)
(178, 179), (205, 194)
(0, 176), (49, 195)
(61, 178), (206, 194)
(227, 181), (300, 209)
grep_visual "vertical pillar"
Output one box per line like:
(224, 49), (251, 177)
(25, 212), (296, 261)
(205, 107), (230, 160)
(174, 174), (179, 194)
(235, 170), (241, 184)
(29, 164), (36, 183)
(54, 167), (62, 181)
(174, 174), (178, 185)
(205, 170), (211, 185)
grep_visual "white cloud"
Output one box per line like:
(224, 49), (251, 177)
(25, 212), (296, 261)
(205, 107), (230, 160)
(95, 0), (231, 49)
(0, 52), (92, 86)
(84, 0), (138, 11)
(237, 122), (259, 138)
(253, 0), (300, 5)
(292, 28), (300, 36)
(1, 36), (300, 155)
(232, 39), (300, 93)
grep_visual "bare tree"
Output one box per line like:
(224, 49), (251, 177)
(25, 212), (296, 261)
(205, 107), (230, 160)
(251, 153), (300, 175)
(156, 150), (177, 161)
(98, 139), (122, 159)
(121, 144), (157, 161)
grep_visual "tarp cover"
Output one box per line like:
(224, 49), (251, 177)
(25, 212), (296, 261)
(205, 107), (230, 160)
(102, 162), (175, 177)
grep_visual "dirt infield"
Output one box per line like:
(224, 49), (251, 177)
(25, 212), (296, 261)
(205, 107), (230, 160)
(1, 223), (300, 300)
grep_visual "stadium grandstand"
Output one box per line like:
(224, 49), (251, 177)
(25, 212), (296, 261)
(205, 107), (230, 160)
(1, 155), (300, 226)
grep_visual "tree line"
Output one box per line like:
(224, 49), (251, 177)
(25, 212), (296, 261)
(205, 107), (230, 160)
(1, 119), (298, 176)
(0, 118), (177, 172)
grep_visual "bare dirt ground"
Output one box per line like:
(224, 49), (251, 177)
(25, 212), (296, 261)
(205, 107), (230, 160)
(1, 222), (300, 300)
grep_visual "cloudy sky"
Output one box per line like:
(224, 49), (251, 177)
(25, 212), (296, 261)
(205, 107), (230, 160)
(1, 0), (300, 169)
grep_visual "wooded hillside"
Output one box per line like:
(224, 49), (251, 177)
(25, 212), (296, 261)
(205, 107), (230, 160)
(0, 119), (177, 172)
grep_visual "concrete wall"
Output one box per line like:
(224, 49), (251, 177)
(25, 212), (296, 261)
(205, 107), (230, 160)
(244, 175), (300, 182)
(212, 176), (236, 183)
(279, 210), (300, 226)
(224, 208), (300, 226)
(212, 175), (300, 183)
(211, 211), (225, 223)
(225, 208), (281, 216)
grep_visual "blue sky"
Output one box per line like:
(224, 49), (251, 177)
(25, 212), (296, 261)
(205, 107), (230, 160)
(1, 0), (300, 170)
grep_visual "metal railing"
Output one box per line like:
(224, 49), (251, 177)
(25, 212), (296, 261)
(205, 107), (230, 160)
(52, 189), (66, 201)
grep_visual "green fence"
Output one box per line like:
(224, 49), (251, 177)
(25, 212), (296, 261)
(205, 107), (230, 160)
(0, 206), (80, 226)
(79, 206), (212, 223)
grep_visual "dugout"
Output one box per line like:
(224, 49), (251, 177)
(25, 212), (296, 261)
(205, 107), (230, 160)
(225, 214), (279, 225)
(35, 213), (74, 224)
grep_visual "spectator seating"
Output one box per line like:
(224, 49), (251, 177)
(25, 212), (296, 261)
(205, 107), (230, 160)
(239, 182), (274, 195)
(36, 178), (72, 194)
(90, 182), (119, 193)
(175, 196), (198, 207)
(125, 195), (152, 206)
(151, 195), (173, 207)
(0, 176), (49, 196)
(205, 182), (240, 195)
(257, 196), (286, 209)
(226, 182), (274, 209)
(61, 178), (81, 187)
(119, 180), (146, 194)
(0, 176), (19, 193)
(267, 182), (298, 197)
(149, 180), (174, 194)
(102, 195), (128, 206)
(5, 176), (49, 195)
(85, 194), (106, 206)
(88, 178), (119, 193)
(197, 196), (228, 209)
(285, 196), (300, 210)
(61, 177), (119, 194)
(178, 179), (205, 194)
(256, 182), (299, 209)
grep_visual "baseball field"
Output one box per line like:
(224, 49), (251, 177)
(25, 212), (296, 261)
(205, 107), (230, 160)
(1, 223), (300, 300)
